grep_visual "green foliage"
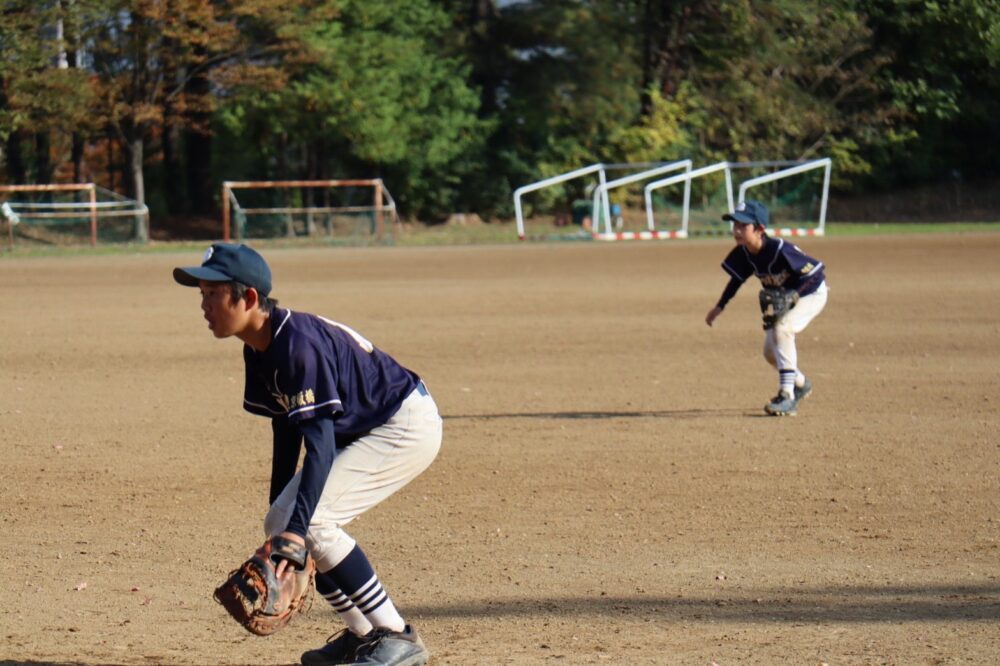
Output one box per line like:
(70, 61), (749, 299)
(610, 84), (704, 164)
(857, 0), (1000, 185)
(1, 0), (998, 222)
(216, 0), (487, 219)
(0, 2), (96, 141)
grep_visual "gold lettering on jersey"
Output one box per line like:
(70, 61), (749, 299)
(286, 388), (316, 409)
(801, 262), (814, 274)
(760, 270), (790, 287)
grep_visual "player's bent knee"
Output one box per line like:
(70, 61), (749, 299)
(307, 529), (357, 572)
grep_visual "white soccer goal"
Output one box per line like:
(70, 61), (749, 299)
(222, 179), (398, 243)
(643, 161), (735, 238)
(643, 159), (831, 237)
(736, 158), (832, 237)
(590, 159), (692, 240)
(512, 162), (683, 240)
(0, 183), (149, 247)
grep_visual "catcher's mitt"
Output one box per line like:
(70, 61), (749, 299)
(758, 287), (799, 330)
(213, 536), (316, 636)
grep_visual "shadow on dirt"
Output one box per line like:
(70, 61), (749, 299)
(445, 408), (750, 420)
(405, 583), (1000, 623)
(0, 662), (290, 666)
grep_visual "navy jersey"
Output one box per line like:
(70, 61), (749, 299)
(716, 237), (825, 309)
(243, 308), (420, 537)
(243, 308), (419, 440)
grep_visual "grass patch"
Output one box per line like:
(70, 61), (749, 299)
(824, 221), (1000, 236)
(2, 220), (998, 259)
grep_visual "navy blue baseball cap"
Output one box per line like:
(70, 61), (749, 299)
(723, 200), (769, 227)
(173, 243), (272, 297)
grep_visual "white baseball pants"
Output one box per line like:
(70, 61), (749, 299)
(264, 383), (443, 572)
(763, 281), (828, 372)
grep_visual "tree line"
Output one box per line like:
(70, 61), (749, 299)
(2, 0), (998, 226)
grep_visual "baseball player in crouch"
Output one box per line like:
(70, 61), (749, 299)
(704, 200), (828, 416)
(174, 243), (441, 666)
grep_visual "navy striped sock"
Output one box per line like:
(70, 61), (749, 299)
(316, 571), (372, 636)
(779, 369), (796, 398)
(327, 544), (405, 632)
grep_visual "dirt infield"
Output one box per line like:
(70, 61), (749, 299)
(3, 233), (999, 666)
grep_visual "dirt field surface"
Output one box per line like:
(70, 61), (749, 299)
(3, 233), (999, 666)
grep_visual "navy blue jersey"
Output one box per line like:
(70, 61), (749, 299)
(243, 308), (420, 538)
(243, 308), (420, 441)
(716, 237), (825, 310)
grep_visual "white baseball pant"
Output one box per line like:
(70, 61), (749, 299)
(264, 383), (443, 572)
(763, 281), (828, 372)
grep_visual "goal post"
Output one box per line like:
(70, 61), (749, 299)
(512, 162), (689, 240)
(513, 164), (609, 240)
(643, 161), (735, 238)
(590, 159), (693, 239)
(0, 183), (148, 247)
(222, 179), (398, 243)
(0, 183), (96, 246)
(736, 158), (832, 237)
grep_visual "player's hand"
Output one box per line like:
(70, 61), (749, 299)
(274, 531), (306, 581)
(705, 306), (723, 327)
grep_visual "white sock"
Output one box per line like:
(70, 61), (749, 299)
(316, 572), (374, 635)
(351, 573), (405, 632)
(779, 369), (795, 398)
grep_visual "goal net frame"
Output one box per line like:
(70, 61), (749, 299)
(222, 179), (399, 243)
(643, 159), (831, 238)
(0, 183), (149, 248)
(736, 158), (832, 237)
(512, 162), (685, 241)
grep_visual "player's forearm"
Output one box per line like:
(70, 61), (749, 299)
(716, 276), (743, 310)
(270, 417), (302, 504)
(285, 416), (337, 538)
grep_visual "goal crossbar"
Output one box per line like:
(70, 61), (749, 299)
(736, 158), (832, 236)
(512, 162), (679, 240)
(1, 183), (151, 247)
(222, 179), (397, 241)
(643, 161), (735, 237)
(591, 159), (693, 237)
(1, 183), (98, 246)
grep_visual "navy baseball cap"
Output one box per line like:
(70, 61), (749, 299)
(173, 243), (272, 297)
(723, 200), (769, 227)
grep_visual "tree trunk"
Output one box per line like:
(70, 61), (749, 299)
(277, 133), (294, 237)
(6, 132), (27, 184)
(71, 133), (85, 183)
(34, 132), (52, 184)
(123, 132), (148, 241)
(183, 67), (213, 216)
(469, 0), (500, 117)
(106, 129), (116, 191)
(163, 122), (183, 214)
(184, 127), (212, 214)
(303, 142), (316, 235)
(68, 38), (85, 183)
(640, 0), (677, 115)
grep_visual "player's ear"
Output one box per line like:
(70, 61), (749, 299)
(243, 286), (260, 311)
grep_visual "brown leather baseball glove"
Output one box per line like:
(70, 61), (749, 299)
(759, 287), (799, 330)
(213, 536), (316, 636)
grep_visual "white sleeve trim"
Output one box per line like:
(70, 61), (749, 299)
(288, 398), (343, 418)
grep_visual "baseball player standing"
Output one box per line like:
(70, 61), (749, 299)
(174, 243), (441, 666)
(704, 200), (828, 416)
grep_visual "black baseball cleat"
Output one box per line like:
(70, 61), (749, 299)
(345, 624), (429, 666)
(764, 392), (797, 416)
(794, 377), (813, 402)
(301, 629), (366, 666)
